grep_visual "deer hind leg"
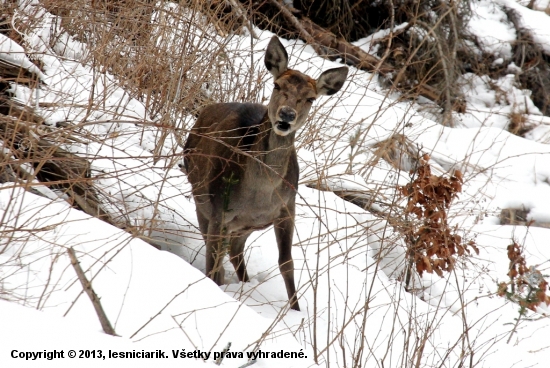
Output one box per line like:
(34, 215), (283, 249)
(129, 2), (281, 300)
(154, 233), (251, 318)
(229, 232), (251, 283)
(274, 204), (300, 311)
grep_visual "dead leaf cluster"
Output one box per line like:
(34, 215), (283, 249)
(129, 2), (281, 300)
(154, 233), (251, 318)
(498, 241), (550, 312)
(400, 154), (479, 278)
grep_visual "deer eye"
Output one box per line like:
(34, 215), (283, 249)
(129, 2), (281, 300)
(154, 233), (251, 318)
(273, 83), (281, 90)
(306, 97), (316, 103)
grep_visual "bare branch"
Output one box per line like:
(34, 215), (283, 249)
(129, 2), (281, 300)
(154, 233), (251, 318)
(67, 247), (117, 336)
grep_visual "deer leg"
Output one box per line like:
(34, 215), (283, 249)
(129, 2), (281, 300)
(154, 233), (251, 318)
(229, 233), (251, 283)
(274, 203), (300, 311)
(196, 210), (209, 242)
(201, 213), (226, 286)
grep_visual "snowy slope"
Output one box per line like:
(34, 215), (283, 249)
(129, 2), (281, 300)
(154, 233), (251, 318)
(2, 1), (550, 367)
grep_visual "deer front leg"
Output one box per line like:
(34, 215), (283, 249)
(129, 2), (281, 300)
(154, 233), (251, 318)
(203, 214), (226, 286)
(229, 233), (251, 283)
(274, 202), (300, 311)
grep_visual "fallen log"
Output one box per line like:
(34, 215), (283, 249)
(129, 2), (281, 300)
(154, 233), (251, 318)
(0, 113), (112, 223)
(0, 107), (163, 249)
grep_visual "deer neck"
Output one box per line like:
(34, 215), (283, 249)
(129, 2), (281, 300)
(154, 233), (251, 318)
(250, 116), (296, 178)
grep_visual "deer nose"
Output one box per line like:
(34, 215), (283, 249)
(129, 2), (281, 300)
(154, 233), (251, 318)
(278, 106), (296, 122)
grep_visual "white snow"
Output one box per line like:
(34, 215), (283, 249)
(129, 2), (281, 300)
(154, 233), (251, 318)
(2, 1), (550, 368)
(468, 0), (517, 59)
(498, 0), (550, 55)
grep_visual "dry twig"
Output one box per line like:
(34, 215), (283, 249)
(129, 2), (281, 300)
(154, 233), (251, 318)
(67, 247), (117, 336)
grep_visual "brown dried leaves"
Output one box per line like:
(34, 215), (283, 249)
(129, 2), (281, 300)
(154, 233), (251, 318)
(400, 155), (479, 278)
(499, 241), (550, 312)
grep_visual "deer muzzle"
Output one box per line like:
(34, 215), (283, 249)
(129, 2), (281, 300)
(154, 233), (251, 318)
(276, 106), (297, 132)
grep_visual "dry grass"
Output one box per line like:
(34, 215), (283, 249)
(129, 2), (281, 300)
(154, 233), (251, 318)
(38, 0), (266, 145)
(507, 111), (533, 136)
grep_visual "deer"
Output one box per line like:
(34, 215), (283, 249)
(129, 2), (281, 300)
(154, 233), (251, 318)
(183, 36), (348, 311)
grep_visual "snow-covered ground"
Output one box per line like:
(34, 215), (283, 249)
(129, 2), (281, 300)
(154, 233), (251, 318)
(1, 1), (550, 367)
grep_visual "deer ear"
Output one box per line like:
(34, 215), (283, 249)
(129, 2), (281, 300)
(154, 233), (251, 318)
(265, 36), (288, 79)
(316, 66), (348, 96)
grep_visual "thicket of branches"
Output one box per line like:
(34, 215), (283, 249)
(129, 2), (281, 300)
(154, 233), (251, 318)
(1, 0), (549, 366)
(0, 0), (544, 306)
